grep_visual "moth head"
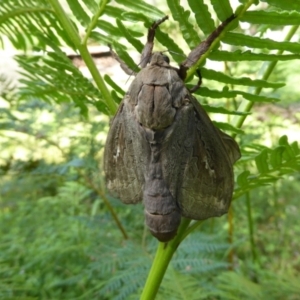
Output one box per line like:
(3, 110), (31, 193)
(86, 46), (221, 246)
(150, 52), (170, 67)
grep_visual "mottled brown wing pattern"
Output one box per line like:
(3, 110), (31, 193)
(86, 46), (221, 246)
(104, 98), (150, 204)
(158, 91), (240, 221)
(177, 95), (240, 220)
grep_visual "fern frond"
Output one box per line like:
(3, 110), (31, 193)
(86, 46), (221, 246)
(223, 32), (300, 53)
(210, 0), (233, 21)
(196, 87), (280, 103)
(262, 0), (300, 11)
(187, 0), (215, 35)
(0, 0), (74, 50)
(209, 50), (300, 61)
(201, 68), (285, 88)
(167, 0), (200, 49)
(158, 267), (203, 300)
(235, 135), (300, 199)
(215, 271), (263, 299)
(16, 47), (110, 116)
(241, 10), (300, 25)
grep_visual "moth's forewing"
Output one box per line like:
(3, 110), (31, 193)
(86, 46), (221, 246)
(216, 127), (241, 165)
(175, 95), (241, 220)
(104, 97), (150, 204)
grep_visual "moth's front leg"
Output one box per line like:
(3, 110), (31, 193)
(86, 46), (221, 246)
(140, 16), (168, 68)
(179, 14), (236, 77)
(109, 16), (168, 74)
(188, 69), (202, 93)
(109, 47), (137, 76)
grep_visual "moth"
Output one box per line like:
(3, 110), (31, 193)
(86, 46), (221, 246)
(104, 15), (241, 242)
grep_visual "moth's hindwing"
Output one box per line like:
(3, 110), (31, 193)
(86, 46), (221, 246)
(104, 97), (150, 204)
(164, 95), (241, 220)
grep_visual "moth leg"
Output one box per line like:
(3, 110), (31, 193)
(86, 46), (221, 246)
(109, 47), (136, 76)
(140, 16), (169, 68)
(189, 69), (202, 93)
(179, 14), (236, 78)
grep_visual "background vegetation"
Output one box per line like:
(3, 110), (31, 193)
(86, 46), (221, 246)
(1, 0), (300, 299)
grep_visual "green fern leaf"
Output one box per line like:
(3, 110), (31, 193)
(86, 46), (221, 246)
(154, 28), (186, 63)
(115, 0), (164, 19)
(187, 0), (215, 35)
(167, 0), (200, 49)
(121, 12), (149, 23)
(16, 43), (110, 116)
(269, 146), (285, 168)
(159, 267), (203, 300)
(116, 19), (144, 52)
(216, 271), (263, 299)
(104, 5), (126, 18)
(209, 50), (300, 61)
(223, 32), (300, 53)
(83, 0), (98, 12)
(113, 42), (140, 73)
(111, 90), (123, 104)
(255, 149), (270, 173)
(213, 121), (244, 134)
(262, 0), (300, 11)
(211, 0), (233, 21)
(65, 0), (90, 27)
(202, 104), (250, 116)
(0, 1), (75, 50)
(201, 68), (285, 88)
(196, 87), (280, 103)
(237, 170), (251, 187)
(96, 20), (124, 37)
(241, 10), (300, 25)
(235, 136), (300, 198)
(279, 135), (300, 162)
(104, 75), (125, 96)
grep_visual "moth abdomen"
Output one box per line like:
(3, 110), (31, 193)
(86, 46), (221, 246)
(144, 175), (180, 242)
(144, 209), (181, 242)
(143, 140), (181, 242)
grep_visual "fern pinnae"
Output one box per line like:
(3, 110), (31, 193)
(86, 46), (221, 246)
(187, 0), (215, 35)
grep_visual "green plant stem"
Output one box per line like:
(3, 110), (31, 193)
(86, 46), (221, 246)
(235, 0), (256, 17)
(48, 0), (117, 115)
(83, 0), (108, 45)
(228, 206), (234, 269)
(232, 25), (299, 130)
(140, 218), (191, 300)
(245, 192), (257, 263)
(84, 174), (129, 240)
(179, 220), (203, 242)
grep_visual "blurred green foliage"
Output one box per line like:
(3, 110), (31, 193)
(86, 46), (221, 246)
(1, 0), (300, 299)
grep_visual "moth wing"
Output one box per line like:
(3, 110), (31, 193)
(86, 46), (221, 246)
(104, 96), (149, 204)
(179, 96), (240, 219)
(216, 127), (241, 165)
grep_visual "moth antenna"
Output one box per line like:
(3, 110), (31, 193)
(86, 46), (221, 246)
(163, 50), (186, 59)
(125, 72), (134, 85)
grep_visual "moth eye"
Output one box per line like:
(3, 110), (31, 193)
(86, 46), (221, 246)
(162, 54), (170, 64)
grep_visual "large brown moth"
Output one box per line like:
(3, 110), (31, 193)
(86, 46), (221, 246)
(104, 15), (241, 242)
